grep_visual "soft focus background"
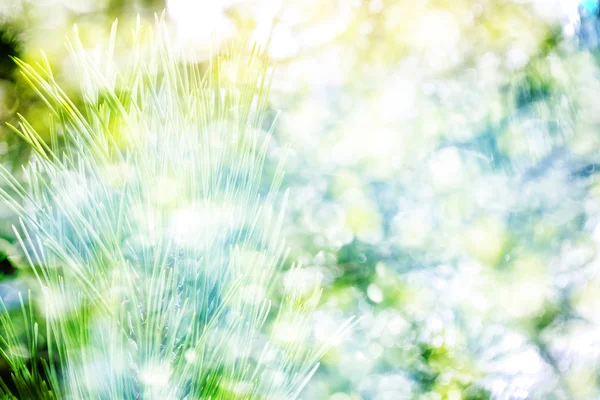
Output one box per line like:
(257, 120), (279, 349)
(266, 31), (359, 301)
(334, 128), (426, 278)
(1, 0), (600, 399)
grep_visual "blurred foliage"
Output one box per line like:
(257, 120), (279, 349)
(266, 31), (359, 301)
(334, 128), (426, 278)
(0, 0), (600, 399)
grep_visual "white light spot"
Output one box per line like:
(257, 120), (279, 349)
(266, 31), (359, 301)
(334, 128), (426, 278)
(239, 284), (267, 305)
(283, 267), (322, 297)
(429, 147), (464, 190)
(140, 363), (171, 388)
(184, 349), (197, 363)
(167, 0), (236, 61)
(39, 287), (77, 320)
(507, 47), (529, 70)
(367, 284), (384, 303)
(272, 320), (306, 344)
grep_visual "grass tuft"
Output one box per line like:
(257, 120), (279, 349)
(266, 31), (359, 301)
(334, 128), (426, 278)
(0, 16), (349, 399)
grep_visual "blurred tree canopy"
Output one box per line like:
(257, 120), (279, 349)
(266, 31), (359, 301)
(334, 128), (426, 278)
(1, 0), (600, 399)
